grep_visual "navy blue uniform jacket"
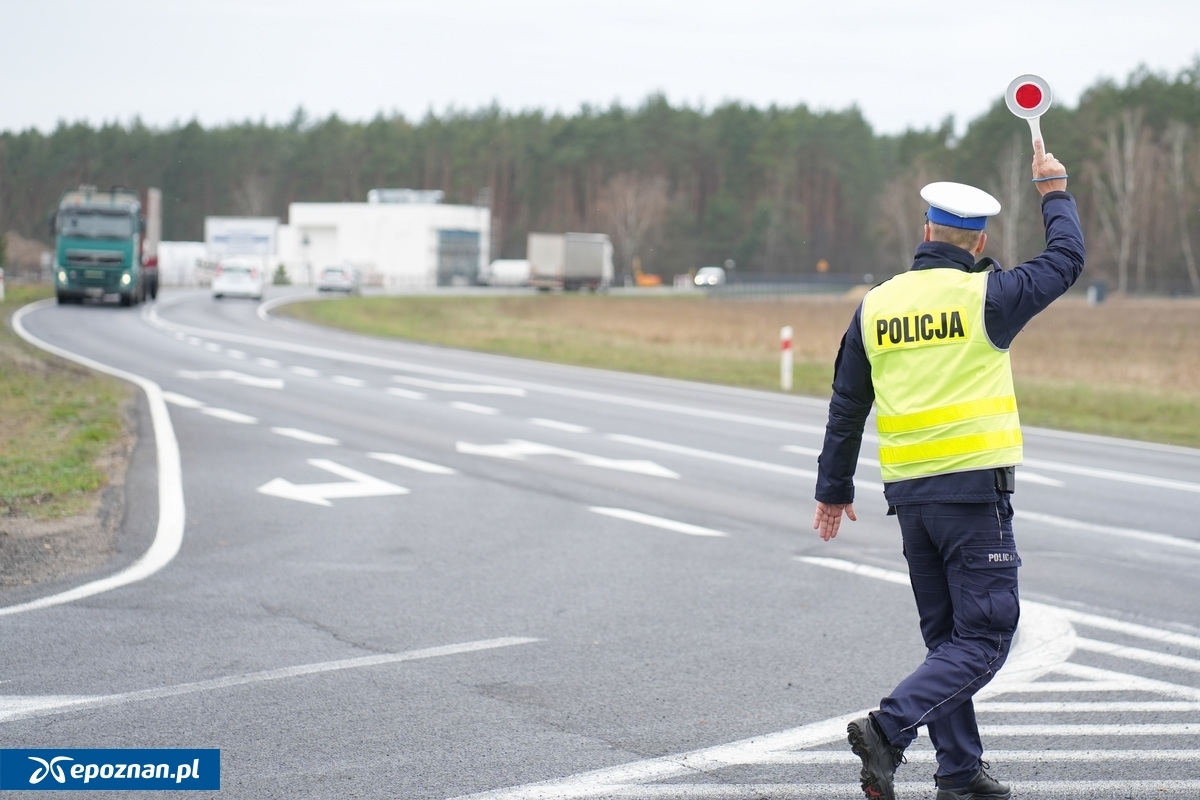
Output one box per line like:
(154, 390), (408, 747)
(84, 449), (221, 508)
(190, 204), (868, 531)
(815, 191), (1086, 508)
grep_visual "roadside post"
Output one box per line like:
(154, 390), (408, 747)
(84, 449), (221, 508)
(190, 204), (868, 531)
(780, 325), (793, 391)
(1005, 74), (1054, 148)
(0, 268), (5, 302)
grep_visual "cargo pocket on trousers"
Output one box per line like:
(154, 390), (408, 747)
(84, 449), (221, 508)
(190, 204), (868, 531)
(959, 546), (1021, 634)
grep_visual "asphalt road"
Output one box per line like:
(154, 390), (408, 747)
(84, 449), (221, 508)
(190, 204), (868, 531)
(5, 288), (1200, 799)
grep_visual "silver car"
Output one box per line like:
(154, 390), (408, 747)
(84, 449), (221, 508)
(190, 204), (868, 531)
(317, 265), (361, 294)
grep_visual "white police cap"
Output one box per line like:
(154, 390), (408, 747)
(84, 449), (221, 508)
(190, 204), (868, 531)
(920, 182), (1001, 231)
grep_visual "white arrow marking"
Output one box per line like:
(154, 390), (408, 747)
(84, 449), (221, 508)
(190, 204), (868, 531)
(456, 439), (679, 479)
(257, 459), (409, 506)
(393, 375), (526, 396)
(176, 369), (284, 389)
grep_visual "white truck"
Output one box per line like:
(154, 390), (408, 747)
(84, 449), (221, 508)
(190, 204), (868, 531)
(527, 232), (613, 292)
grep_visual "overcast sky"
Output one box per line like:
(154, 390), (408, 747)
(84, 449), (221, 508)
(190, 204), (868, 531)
(4, 0), (1198, 137)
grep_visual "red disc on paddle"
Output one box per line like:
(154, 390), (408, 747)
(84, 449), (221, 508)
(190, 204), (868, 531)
(1005, 74), (1053, 119)
(1015, 83), (1043, 110)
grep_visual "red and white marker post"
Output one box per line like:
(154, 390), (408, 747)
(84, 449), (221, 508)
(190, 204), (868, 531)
(1005, 74), (1053, 148)
(780, 325), (793, 391)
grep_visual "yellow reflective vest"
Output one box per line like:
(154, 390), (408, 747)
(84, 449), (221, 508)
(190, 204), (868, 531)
(861, 269), (1023, 482)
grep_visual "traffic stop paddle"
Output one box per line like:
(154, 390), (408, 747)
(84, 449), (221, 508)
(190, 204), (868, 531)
(1005, 74), (1053, 148)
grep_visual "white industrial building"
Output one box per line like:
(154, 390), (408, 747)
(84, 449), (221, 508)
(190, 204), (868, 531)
(171, 192), (490, 289)
(275, 192), (490, 288)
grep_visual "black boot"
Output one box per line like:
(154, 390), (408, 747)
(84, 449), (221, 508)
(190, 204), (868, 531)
(935, 763), (1011, 800)
(847, 715), (905, 800)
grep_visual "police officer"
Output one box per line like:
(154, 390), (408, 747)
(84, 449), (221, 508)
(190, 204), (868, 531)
(812, 139), (1084, 800)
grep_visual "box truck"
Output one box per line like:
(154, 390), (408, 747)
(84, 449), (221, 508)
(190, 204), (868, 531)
(528, 232), (613, 291)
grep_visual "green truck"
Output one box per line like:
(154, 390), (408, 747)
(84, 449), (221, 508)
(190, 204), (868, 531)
(52, 185), (160, 306)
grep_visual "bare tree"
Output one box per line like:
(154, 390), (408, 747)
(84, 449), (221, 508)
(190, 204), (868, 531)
(988, 135), (1030, 269)
(876, 164), (932, 275)
(598, 172), (669, 277)
(1167, 122), (1200, 293)
(233, 173), (272, 217)
(1090, 109), (1153, 294)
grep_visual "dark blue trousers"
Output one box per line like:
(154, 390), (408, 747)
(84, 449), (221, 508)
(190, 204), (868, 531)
(872, 497), (1020, 788)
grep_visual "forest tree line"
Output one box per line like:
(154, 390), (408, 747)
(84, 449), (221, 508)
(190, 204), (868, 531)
(2, 62), (1200, 294)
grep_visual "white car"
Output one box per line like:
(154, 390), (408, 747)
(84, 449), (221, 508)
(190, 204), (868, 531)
(212, 259), (265, 300)
(694, 266), (726, 287)
(317, 265), (361, 294)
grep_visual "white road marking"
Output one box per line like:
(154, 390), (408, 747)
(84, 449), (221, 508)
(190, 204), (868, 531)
(200, 407), (259, 424)
(175, 369), (284, 389)
(589, 507), (727, 537)
(452, 401), (500, 415)
(1074, 636), (1200, 673)
(1015, 471), (1065, 487)
(256, 357), (280, 368)
(387, 387), (427, 400)
(530, 418), (592, 434)
(453, 556), (1198, 799)
(0, 637), (538, 724)
(289, 365), (321, 377)
(978, 701), (1200, 713)
(226, 349), (247, 360)
(620, 434), (853, 485)
(369, 452), (458, 475)
(204, 342), (222, 352)
(393, 375), (526, 396)
(257, 459), (408, 506)
(333, 375), (366, 387)
(271, 427), (340, 445)
(162, 392), (206, 409)
(5, 301), (185, 616)
(185, 336), (203, 346)
(1016, 509), (1200, 553)
(458, 439), (679, 478)
(1024, 456), (1200, 494)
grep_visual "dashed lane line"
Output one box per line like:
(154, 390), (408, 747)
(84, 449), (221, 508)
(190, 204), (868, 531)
(589, 507), (728, 538)
(200, 407), (258, 424)
(369, 452), (459, 475)
(452, 401), (500, 415)
(272, 427), (340, 445)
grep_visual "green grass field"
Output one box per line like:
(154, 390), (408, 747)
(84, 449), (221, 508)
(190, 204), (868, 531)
(281, 292), (1200, 450)
(1, 286), (130, 520)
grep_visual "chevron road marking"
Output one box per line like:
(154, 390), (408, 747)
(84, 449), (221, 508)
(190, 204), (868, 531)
(449, 558), (1200, 799)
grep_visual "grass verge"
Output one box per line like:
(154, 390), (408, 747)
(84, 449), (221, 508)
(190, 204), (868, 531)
(281, 292), (1200, 450)
(1, 286), (131, 520)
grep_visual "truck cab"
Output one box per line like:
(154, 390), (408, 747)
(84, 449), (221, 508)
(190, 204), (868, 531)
(52, 185), (159, 306)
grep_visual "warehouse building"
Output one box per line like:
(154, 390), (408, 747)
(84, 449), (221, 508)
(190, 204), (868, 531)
(274, 190), (490, 288)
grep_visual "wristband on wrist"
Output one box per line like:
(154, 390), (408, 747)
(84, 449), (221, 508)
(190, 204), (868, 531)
(1032, 174), (1068, 183)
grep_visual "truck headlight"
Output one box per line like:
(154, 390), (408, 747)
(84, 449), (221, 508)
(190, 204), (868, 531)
(57, 270), (67, 283)
(120, 273), (132, 286)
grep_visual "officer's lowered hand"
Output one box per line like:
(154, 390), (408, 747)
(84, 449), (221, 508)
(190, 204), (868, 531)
(1032, 139), (1068, 195)
(813, 501), (856, 541)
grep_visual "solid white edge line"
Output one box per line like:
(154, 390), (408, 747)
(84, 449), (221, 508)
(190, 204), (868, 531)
(589, 507), (728, 537)
(4, 300), (185, 616)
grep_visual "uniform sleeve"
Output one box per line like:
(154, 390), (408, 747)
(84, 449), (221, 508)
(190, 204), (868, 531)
(815, 305), (875, 504)
(985, 191), (1086, 348)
